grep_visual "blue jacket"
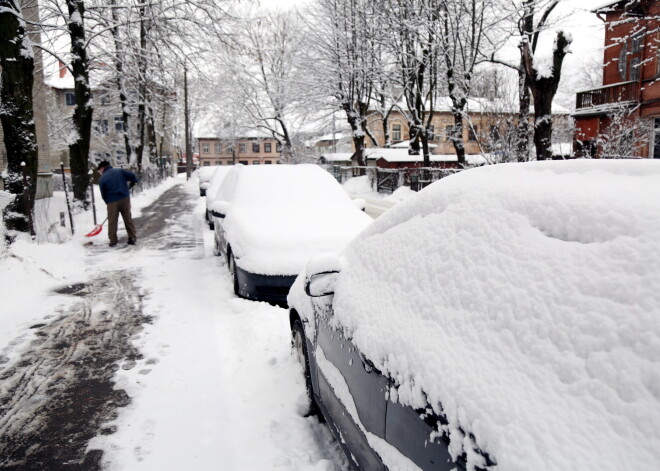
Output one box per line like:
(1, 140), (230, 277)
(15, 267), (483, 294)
(99, 166), (138, 203)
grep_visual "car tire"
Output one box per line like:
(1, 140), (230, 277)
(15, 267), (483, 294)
(229, 252), (240, 296)
(292, 318), (322, 419)
(213, 236), (221, 257)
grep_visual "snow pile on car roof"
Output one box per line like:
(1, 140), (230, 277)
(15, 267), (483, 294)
(332, 160), (660, 471)
(222, 165), (372, 275)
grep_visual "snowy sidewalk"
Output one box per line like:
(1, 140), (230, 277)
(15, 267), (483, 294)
(1, 177), (346, 470)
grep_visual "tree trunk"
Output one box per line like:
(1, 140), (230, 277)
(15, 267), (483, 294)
(134, 4), (149, 173)
(0, 0), (38, 239)
(66, 0), (92, 204)
(532, 91), (554, 160)
(450, 109), (466, 166)
(523, 31), (571, 161)
(110, 0), (132, 165)
(516, 65), (531, 162)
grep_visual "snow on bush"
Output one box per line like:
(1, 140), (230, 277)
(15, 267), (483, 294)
(316, 160), (660, 471)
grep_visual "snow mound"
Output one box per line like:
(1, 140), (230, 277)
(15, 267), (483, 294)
(384, 186), (416, 203)
(332, 160), (660, 471)
(342, 176), (380, 199)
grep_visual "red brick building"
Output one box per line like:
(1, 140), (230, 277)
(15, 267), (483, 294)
(574, 0), (660, 158)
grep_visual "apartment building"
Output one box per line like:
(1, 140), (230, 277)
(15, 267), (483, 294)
(197, 137), (282, 166)
(574, 0), (660, 158)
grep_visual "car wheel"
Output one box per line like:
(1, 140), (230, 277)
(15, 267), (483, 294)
(228, 253), (240, 296)
(292, 318), (322, 419)
(212, 236), (221, 257)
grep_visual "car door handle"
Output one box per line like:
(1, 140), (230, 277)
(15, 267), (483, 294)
(359, 352), (381, 375)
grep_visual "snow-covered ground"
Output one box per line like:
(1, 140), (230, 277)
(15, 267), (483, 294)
(1, 174), (347, 470)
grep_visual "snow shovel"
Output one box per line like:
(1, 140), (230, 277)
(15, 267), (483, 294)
(85, 217), (108, 237)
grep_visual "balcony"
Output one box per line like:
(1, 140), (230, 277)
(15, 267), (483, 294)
(575, 81), (640, 111)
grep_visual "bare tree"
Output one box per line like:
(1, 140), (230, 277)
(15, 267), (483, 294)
(384, 0), (443, 166)
(518, 0), (571, 161)
(64, 0), (93, 203)
(307, 0), (380, 167)
(225, 9), (306, 163)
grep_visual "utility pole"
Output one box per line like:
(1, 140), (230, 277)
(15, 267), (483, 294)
(184, 66), (192, 179)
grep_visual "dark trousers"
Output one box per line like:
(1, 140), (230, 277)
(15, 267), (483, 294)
(107, 197), (137, 244)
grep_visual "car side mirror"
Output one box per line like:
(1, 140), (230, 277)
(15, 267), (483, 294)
(352, 198), (366, 211)
(210, 200), (230, 219)
(305, 271), (339, 297)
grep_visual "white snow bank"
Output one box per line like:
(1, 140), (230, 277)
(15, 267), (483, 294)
(219, 165), (372, 275)
(384, 186), (416, 203)
(342, 176), (378, 199)
(329, 160), (660, 471)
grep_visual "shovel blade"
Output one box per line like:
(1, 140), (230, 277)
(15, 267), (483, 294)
(85, 224), (103, 237)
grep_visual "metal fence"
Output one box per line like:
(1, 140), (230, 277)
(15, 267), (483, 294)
(325, 165), (461, 194)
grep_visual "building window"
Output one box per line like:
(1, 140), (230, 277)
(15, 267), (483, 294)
(215, 161), (221, 165)
(94, 119), (109, 135)
(239, 160), (248, 165)
(100, 94), (111, 106)
(265, 160), (272, 164)
(116, 150), (126, 162)
(632, 34), (643, 53)
(276, 143), (282, 152)
(392, 124), (402, 141)
(426, 124), (435, 140)
(227, 145), (234, 154)
(252, 160), (260, 165)
(239, 143), (246, 153)
(631, 57), (641, 81)
(489, 125), (500, 140)
(468, 125), (479, 142)
(215, 143), (222, 153)
(203, 161), (210, 166)
(618, 42), (628, 80)
(445, 125), (453, 141)
(202, 143), (210, 153)
(252, 143), (260, 153)
(114, 116), (125, 132)
(65, 92), (76, 106)
(264, 142), (272, 153)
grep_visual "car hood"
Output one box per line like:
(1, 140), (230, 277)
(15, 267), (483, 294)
(225, 206), (371, 276)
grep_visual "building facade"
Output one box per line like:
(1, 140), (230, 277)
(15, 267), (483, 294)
(197, 137), (282, 166)
(574, 0), (660, 158)
(365, 98), (571, 162)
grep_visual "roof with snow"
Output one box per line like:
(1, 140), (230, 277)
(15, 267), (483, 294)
(319, 153), (353, 162)
(380, 97), (571, 116)
(364, 147), (486, 165)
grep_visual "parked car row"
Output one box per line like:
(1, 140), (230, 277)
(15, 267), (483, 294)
(205, 164), (371, 304)
(200, 161), (660, 471)
(198, 165), (220, 196)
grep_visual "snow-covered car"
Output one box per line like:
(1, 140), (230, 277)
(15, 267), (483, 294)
(197, 165), (221, 196)
(287, 160), (660, 471)
(210, 164), (372, 304)
(204, 166), (232, 229)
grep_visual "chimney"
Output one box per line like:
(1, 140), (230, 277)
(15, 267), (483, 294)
(59, 61), (66, 79)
